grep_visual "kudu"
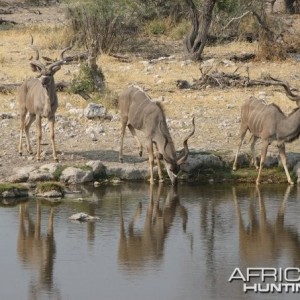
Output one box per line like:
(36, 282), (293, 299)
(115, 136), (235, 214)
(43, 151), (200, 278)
(119, 85), (195, 185)
(232, 97), (300, 185)
(18, 37), (72, 161)
(267, 76), (300, 107)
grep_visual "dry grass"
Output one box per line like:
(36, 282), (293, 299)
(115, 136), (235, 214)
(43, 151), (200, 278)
(1, 20), (300, 157)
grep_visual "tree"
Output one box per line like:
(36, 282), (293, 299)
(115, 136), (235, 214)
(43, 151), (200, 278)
(184, 0), (218, 61)
(65, 0), (140, 92)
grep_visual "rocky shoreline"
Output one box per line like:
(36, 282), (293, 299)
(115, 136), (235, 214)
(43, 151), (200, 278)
(2, 150), (300, 199)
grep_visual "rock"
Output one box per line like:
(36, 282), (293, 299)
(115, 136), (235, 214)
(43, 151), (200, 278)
(105, 162), (150, 181)
(69, 212), (100, 221)
(40, 163), (62, 175)
(0, 113), (13, 119)
(8, 166), (37, 183)
(181, 153), (224, 173)
(1, 188), (28, 198)
(86, 160), (106, 179)
(293, 162), (300, 183)
(60, 167), (94, 184)
(36, 190), (63, 198)
(1, 190), (16, 198)
(28, 169), (54, 182)
(286, 152), (300, 169)
(84, 103), (107, 119)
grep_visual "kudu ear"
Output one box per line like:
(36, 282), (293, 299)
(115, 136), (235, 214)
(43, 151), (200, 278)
(50, 65), (62, 74)
(29, 61), (44, 73)
(177, 117), (195, 165)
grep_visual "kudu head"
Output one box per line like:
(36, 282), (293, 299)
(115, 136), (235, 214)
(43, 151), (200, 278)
(268, 76), (300, 107)
(29, 36), (72, 88)
(162, 117), (195, 186)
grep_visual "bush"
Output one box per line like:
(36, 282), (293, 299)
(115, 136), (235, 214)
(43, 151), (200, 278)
(65, 0), (140, 54)
(146, 19), (168, 35)
(69, 63), (105, 94)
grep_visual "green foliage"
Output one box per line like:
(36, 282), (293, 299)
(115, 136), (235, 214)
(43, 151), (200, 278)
(25, 0), (42, 5)
(215, 0), (241, 14)
(36, 182), (65, 194)
(146, 19), (167, 35)
(0, 183), (28, 194)
(69, 63), (104, 94)
(169, 19), (191, 39)
(52, 165), (67, 181)
(65, 0), (140, 53)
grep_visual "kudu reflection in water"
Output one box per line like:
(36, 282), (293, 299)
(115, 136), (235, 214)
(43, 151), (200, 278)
(17, 200), (60, 299)
(118, 184), (187, 270)
(233, 186), (300, 266)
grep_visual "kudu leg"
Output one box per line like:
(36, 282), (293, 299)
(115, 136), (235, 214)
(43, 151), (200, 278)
(278, 144), (294, 185)
(24, 113), (36, 155)
(48, 117), (58, 162)
(250, 135), (259, 169)
(147, 140), (155, 184)
(119, 118), (127, 163)
(154, 144), (164, 182)
(256, 141), (269, 185)
(232, 127), (248, 171)
(36, 115), (42, 161)
(128, 124), (143, 158)
(18, 112), (26, 156)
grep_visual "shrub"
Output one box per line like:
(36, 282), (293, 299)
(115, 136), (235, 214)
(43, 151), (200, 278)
(69, 63), (105, 94)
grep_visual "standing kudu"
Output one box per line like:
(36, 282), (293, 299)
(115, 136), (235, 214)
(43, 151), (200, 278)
(119, 85), (195, 185)
(232, 97), (300, 185)
(18, 37), (72, 161)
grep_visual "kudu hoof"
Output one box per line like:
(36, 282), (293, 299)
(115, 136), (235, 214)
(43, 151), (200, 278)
(119, 158), (123, 163)
(139, 151), (143, 157)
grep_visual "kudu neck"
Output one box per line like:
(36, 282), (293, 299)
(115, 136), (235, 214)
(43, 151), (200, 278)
(155, 133), (177, 161)
(277, 108), (300, 142)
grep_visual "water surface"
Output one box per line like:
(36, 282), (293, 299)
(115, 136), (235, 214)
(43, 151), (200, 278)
(1, 183), (300, 300)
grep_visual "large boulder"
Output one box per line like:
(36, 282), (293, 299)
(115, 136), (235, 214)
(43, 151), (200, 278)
(86, 160), (106, 179)
(105, 162), (150, 181)
(181, 153), (224, 173)
(60, 167), (94, 184)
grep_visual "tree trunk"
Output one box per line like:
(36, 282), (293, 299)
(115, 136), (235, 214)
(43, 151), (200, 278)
(184, 0), (217, 61)
(87, 44), (105, 92)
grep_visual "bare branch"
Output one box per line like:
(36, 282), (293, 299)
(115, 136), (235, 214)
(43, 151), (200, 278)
(223, 11), (251, 30)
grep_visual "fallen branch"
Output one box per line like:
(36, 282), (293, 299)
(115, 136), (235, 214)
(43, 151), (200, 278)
(0, 8), (13, 14)
(0, 17), (17, 25)
(176, 69), (300, 104)
(229, 53), (256, 62)
(109, 53), (130, 62)
(64, 52), (88, 63)
(0, 83), (21, 93)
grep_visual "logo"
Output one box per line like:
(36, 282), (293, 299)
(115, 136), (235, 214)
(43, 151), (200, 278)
(229, 267), (300, 293)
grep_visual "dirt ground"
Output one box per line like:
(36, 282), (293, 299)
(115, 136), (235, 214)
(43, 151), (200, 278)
(1, 3), (300, 182)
